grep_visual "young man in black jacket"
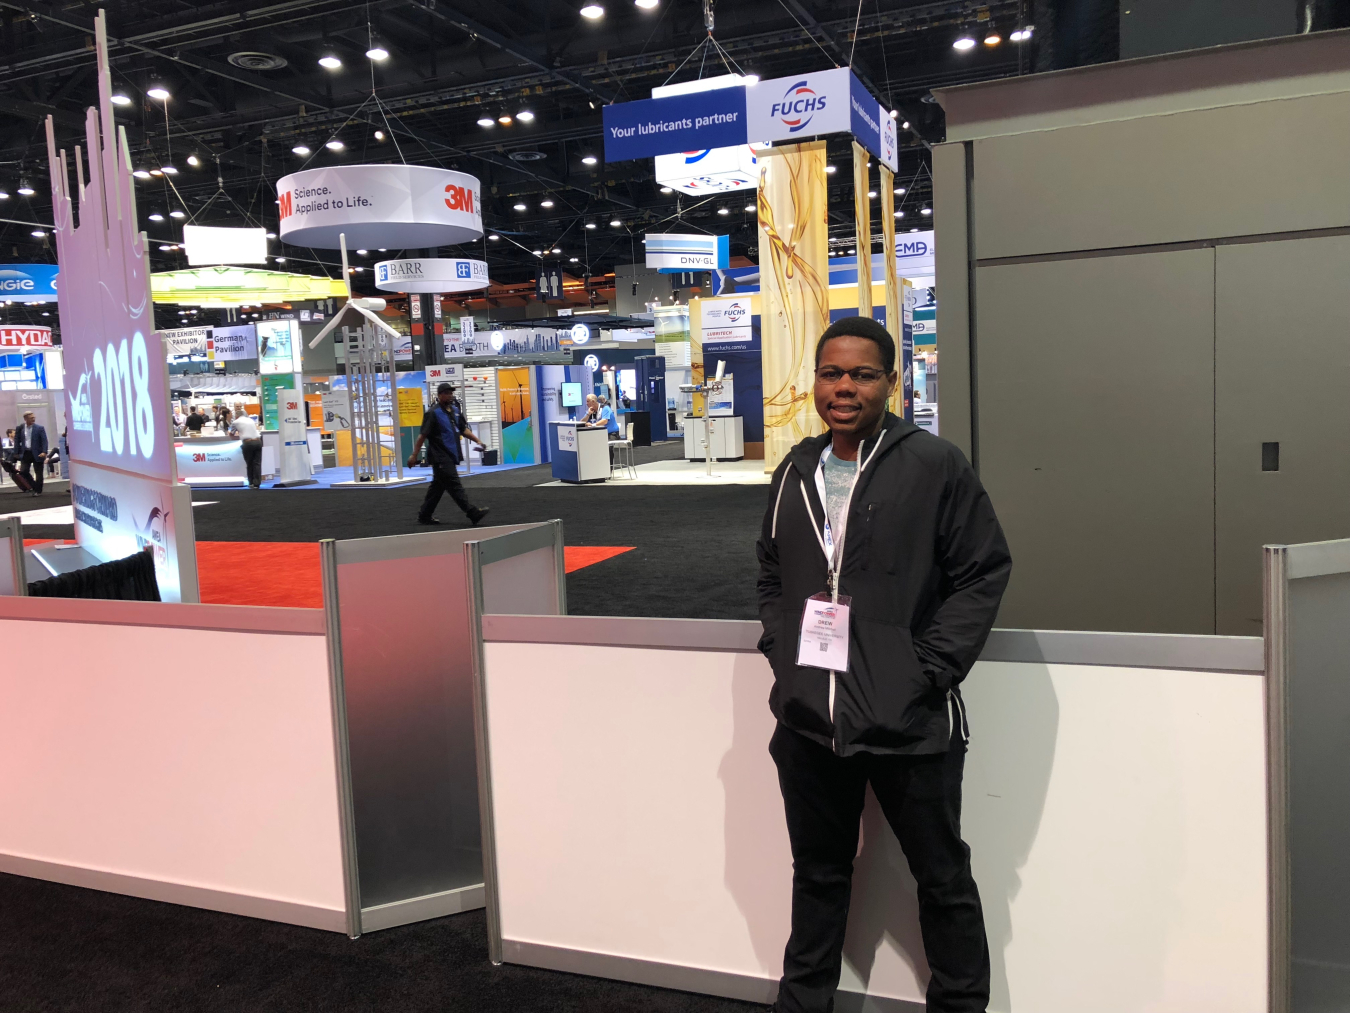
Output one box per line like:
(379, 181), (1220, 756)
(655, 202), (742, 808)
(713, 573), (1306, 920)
(756, 316), (1011, 1013)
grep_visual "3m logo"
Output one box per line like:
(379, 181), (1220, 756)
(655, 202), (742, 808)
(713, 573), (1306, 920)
(193, 453), (206, 462)
(771, 81), (825, 133)
(278, 191), (293, 219)
(285, 401), (299, 410)
(444, 184), (475, 213)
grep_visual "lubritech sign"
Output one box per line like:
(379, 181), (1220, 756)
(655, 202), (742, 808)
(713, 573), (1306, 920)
(603, 68), (897, 171)
(276, 164), (484, 250)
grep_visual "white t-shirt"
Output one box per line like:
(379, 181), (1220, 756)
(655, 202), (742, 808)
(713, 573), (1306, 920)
(231, 416), (261, 440)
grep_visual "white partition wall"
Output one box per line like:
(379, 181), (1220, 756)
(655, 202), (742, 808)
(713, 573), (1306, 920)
(473, 615), (1267, 1013)
(0, 516), (26, 596)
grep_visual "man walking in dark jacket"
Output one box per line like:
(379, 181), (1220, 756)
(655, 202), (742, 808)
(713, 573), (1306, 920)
(756, 316), (1011, 1013)
(14, 411), (49, 496)
(409, 382), (490, 527)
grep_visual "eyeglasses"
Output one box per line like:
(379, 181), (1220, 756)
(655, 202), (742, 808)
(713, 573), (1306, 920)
(815, 366), (888, 386)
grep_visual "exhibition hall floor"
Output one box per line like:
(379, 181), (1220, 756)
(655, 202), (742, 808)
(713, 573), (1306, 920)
(1, 451), (774, 1013)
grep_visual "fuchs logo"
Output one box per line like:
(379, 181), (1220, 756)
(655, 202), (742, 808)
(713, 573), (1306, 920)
(771, 80), (825, 133)
(724, 301), (746, 324)
(444, 184), (475, 213)
(278, 191), (293, 219)
(683, 150), (711, 164)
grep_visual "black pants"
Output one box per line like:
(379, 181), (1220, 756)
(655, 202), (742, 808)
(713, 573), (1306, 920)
(241, 439), (263, 488)
(419, 459), (477, 522)
(770, 723), (989, 1013)
(19, 451), (43, 493)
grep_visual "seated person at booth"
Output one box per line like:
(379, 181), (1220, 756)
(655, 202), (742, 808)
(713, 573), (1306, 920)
(756, 316), (1011, 1013)
(593, 395), (620, 439)
(581, 394), (600, 426)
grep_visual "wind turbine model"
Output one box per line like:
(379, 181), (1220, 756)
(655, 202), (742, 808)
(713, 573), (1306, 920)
(307, 232), (401, 349)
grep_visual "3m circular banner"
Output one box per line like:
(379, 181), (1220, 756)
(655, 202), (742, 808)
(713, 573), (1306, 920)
(373, 257), (489, 294)
(276, 165), (483, 249)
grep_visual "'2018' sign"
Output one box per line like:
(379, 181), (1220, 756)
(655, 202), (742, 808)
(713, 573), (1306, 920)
(92, 331), (156, 459)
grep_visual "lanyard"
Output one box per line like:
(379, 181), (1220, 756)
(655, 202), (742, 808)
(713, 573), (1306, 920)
(800, 431), (886, 603)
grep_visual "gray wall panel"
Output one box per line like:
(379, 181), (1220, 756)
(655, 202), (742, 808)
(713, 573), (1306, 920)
(976, 249), (1215, 633)
(933, 141), (973, 459)
(1215, 237), (1350, 635)
(971, 91), (1350, 260)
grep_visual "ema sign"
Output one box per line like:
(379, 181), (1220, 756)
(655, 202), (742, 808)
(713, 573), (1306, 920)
(373, 257), (489, 294)
(0, 325), (54, 348)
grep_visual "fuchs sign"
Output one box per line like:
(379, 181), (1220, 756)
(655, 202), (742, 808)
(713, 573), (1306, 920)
(373, 257), (489, 294)
(276, 164), (484, 249)
(0, 325), (54, 348)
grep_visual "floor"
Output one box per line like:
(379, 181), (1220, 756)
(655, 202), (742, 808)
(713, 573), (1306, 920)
(0, 442), (776, 1012)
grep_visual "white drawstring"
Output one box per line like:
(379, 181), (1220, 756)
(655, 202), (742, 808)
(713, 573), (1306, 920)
(771, 467), (791, 539)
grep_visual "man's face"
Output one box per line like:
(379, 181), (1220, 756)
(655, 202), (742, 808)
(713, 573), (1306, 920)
(812, 335), (896, 440)
(438, 387), (454, 407)
(22, 413), (34, 425)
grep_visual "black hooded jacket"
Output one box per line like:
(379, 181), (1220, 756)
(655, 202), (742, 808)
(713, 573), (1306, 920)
(756, 413), (1011, 756)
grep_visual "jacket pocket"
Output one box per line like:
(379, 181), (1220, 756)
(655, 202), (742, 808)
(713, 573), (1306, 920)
(766, 604), (835, 739)
(840, 617), (943, 750)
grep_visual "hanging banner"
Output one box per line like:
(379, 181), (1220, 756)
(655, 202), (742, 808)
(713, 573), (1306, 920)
(257, 319), (301, 374)
(320, 390), (352, 432)
(164, 326), (211, 359)
(603, 88), (748, 162)
(374, 257), (488, 294)
(276, 164), (484, 249)
(182, 225), (267, 266)
(207, 323), (257, 361)
(0, 325), (54, 348)
(0, 264), (59, 303)
(645, 233), (730, 271)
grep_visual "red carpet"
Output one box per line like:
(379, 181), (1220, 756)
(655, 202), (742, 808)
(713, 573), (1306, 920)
(23, 539), (634, 609)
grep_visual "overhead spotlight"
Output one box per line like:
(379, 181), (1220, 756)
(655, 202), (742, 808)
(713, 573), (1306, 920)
(477, 116), (495, 128)
(356, 249), (368, 256)
(744, 204), (755, 212)
(569, 257), (580, 263)
(266, 232), (277, 238)
(0, 189), (8, 199)
(582, 155), (598, 165)
(186, 154), (200, 167)
(552, 247), (562, 254)
(147, 84), (171, 100)
(158, 244), (173, 251)
(659, 186), (673, 194)
(170, 210), (186, 219)
(148, 213), (165, 222)
(894, 187), (906, 194)
(150, 169), (163, 176)
(366, 40), (390, 61)
(326, 139), (345, 151)
(498, 114), (513, 125)
(635, 0), (658, 7)
(867, 190), (876, 198)
(319, 53), (342, 70)
(133, 169), (151, 179)
(889, 109), (898, 119)
(580, 4), (605, 18)
(717, 207), (729, 215)
(374, 130), (385, 141)
(513, 202), (527, 211)
(517, 110), (535, 122)
(17, 178), (36, 196)
(275, 257), (287, 263)
(921, 207), (932, 215)
(585, 222), (597, 229)
(292, 144), (313, 157)
(541, 199), (555, 208)
(161, 164), (178, 175)
(110, 92), (132, 106)
(31, 230), (45, 238)
(985, 32), (1002, 46)
(488, 234), (501, 240)
(1010, 26), (1034, 41)
(910, 227), (919, 232)
(894, 210), (905, 218)
(847, 248), (856, 254)
(902, 121), (911, 130)
(953, 35), (977, 50)
(824, 165), (836, 174)
(610, 219), (622, 227)
(532, 249), (543, 256)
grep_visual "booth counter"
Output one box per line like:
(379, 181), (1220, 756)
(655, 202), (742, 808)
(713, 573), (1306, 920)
(684, 415), (744, 462)
(0, 521), (565, 937)
(549, 422), (610, 483)
(175, 435), (247, 486)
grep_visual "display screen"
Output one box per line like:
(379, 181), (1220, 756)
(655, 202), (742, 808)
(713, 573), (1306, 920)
(560, 382), (583, 407)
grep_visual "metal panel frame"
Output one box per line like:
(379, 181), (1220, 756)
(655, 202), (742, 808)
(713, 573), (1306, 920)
(0, 516), (26, 595)
(0, 594), (325, 634)
(1264, 543), (1291, 1013)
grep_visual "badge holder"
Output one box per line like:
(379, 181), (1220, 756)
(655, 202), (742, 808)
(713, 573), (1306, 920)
(796, 591), (852, 672)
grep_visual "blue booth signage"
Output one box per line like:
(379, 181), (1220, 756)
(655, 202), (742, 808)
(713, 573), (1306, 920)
(0, 263), (59, 303)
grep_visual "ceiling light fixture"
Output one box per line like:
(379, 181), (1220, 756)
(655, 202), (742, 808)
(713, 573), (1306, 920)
(659, 186), (673, 193)
(148, 213), (165, 222)
(275, 257), (287, 263)
(498, 114), (513, 125)
(517, 110), (535, 122)
(159, 245), (173, 251)
(150, 169), (163, 176)
(532, 249), (543, 256)
(867, 190), (876, 198)
(17, 178), (35, 196)
(356, 249), (368, 256)
(31, 230), (45, 238)
(585, 222), (597, 229)
(489, 234), (500, 240)
(374, 130), (385, 141)
(635, 0), (659, 7)
(319, 53), (342, 70)
(111, 92), (132, 106)
(0, 189), (8, 199)
(610, 219), (622, 227)
(895, 210), (904, 217)
(186, 154), (200, 167)
(744, 204), (755, 212)
(570, 256), (580, 262)
(1010, 26), (1034, 41)
(580, 4), (605, 18)
(513, 202), (527, 211)
(326, 139), (345, 151)
(824, 165), (836, 174)
(365, 38), (390, 61)
(582, 155), (598, 165)
(889, 109), (898, 119)
(266, 232), (277, 239)
(552, 247), (562, 254)
(147, 84), (171, 100)
(921, 207), (932, 215)
(477, 116), (495, 128)
(161, 164), (178, 175)
(170, 210), (186, 219)
(894, 187), (906, 194)
(902, 121), (911, 130)
(717, 207), (729, 215)
(985, 32), (1002, 46)
(133, 169), (152, 179)
(292, 144), (311, 156)
(953, 34), (977, 50)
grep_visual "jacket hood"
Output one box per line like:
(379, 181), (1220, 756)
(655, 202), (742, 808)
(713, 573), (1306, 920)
(787, 412), (922, 482)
